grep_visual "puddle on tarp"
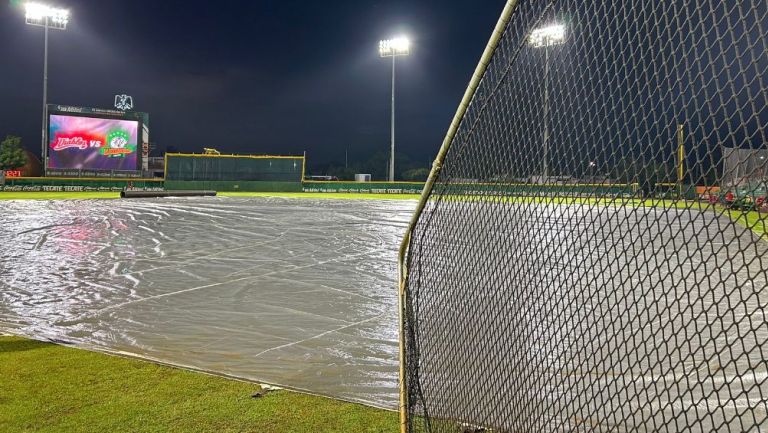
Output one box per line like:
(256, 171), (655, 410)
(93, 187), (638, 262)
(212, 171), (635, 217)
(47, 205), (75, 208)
(0, 196), (416, 408)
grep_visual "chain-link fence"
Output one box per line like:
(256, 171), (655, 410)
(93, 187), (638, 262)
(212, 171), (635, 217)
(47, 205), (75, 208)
(399, 1), (768, 432)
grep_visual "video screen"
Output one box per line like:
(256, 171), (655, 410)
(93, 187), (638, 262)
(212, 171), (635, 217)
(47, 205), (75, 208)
(48, 114), (139, 171)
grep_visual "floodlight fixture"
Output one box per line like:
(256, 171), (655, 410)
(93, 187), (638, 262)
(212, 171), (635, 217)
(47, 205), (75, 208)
(379, 37), (410, 57)
(379, 36), (411, 182)
(24, 2), (70, 174)
(25, 2), (69, 29)
(529, 24), (565, 48)
(530, 23), (565, 178)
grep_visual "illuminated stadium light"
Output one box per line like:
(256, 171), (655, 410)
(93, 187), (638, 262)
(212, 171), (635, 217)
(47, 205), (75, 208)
(23, 2), (70, 175)
(25, 2), (69, 29)
(379, 36), (410, 182)
(379, 37), (410, 57)
(529, 23), (565, 179)
(529, 24), (565, 47)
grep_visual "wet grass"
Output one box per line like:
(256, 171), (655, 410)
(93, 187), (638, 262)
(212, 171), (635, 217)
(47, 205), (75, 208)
(725, 209), (768, 239)
(0, 335), (397, 433)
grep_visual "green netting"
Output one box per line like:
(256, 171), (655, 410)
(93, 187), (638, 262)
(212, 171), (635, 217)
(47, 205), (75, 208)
(165, 155), (303, 182)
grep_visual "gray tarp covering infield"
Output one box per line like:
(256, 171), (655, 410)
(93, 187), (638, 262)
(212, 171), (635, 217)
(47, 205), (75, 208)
(1, 196), (766, 417)
(0, 196), (415, 408)
(407, 201), (768, 430)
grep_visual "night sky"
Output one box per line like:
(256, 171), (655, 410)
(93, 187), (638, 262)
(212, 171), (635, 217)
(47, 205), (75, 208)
(0, 0), (506, 166)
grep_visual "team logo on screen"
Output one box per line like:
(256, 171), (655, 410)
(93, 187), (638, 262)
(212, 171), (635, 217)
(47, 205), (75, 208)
(101, 130), (133, 157)
(51, 130), (134, 157)
(52, 136), (92, 150)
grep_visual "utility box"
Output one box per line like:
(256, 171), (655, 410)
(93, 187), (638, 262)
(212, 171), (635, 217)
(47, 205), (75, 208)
(355, 174), (372, 182)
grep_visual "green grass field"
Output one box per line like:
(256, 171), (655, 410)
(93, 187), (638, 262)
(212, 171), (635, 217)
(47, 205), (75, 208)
(0, 335), (396, 433)
(726, 208), (768, 239)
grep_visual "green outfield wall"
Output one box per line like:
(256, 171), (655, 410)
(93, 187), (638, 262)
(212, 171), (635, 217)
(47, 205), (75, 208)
(440, 182), (639, 197)
(164, 154), (304, 182)
(302, 181), (645, 197)
(1, 176), (698, 199)
(0, 177), (163, 192)
(302, 181), (425, 194)
(164, 180), (302, 192)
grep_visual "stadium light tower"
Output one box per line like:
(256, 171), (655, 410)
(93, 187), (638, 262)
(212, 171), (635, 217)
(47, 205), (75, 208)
(529, 24), (565, 181)
(24, 2), (70, 174)
(379, 37), (410, 182)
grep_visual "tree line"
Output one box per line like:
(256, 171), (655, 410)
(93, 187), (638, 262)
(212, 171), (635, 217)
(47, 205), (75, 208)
(0, 135), (27, 171)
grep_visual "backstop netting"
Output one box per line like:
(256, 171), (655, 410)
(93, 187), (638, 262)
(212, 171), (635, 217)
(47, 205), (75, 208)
(165, 154), (304, 182)
(400, 1), (768, 432)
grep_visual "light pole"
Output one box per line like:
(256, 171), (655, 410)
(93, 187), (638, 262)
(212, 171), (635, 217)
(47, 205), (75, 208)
(529, 24), (565, 182)
(24, 2), (69, 175)
(379, 37), (410, 182)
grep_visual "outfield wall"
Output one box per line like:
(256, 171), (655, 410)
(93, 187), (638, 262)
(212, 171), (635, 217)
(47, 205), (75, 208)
(164, 153), (305, 182)
(302, 181), (424, 194)
(0, 177), (698, 199)
(0, 177), (163, 192)
(162, 153), (305, 192)
(302, 181), (645, 197)
(440, 182), (638, 197)
(164, 180), (302, 192)
(0, 177), (300, 193)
